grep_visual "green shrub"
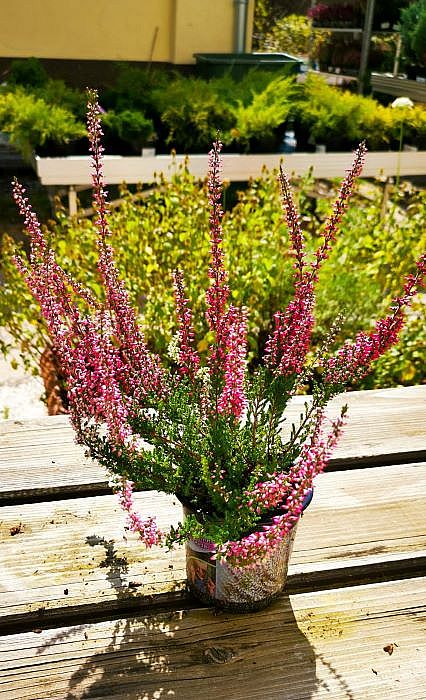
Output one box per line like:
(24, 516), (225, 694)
(225, 75), (296, 150)
(152, 75), (236, 152)
(412, 11), (426, 66)
(0, 88), (86, 160)
(294, 74), (426, 150)
(101, 62), (171, 113)
(210, 70), (278, 107)
(260, 13), (328, 60)
(33, 79), (87, 120)
(295, 74), (386, 149)
(400, 0), (426, 67)
(7, 57), (48, 88)
(102, 109), (155, 151)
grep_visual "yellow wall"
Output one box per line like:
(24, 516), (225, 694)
(0, 0), (254, 64)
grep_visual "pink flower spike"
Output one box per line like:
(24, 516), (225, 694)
(86, 90), (166, 399)
(172, 269), (200, 381)
(278, 166), (306, 282)
(219, 411), (346, 566)
(116, 478), (164, 548)
(325, 251), (426, 387)
(218, 305), (248, 419)
(205, 139), (230, 344)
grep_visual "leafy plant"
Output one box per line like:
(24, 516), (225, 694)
(6, 57), (49, 88)
(210, 70), (278, 107)
(101, 62), (171, 113)
(0, 88), (86, 160)
(260, 13), (329, 60)
(400, 0), (426, 68)
(102, 109), (156, 151)
(412, 9), (426, 66)
(32, 79), (87, 120)
(294, 74), (426, 150)
(152, 75), (235, 152)
(226, 75), (296, 150)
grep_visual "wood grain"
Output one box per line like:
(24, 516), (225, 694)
(1, 386), (425, 502)
(1, 463), (424, 629)
(0, 577), (424, 699)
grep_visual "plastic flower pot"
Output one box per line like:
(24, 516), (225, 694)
(184, 489), (313, 612)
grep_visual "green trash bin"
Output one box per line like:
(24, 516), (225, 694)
(193, 53), (303, 81)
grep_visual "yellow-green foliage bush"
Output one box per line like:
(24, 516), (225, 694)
(0, 88), (86, 160)
(261, 13), (328, 60)
(296, 74), (426, 150)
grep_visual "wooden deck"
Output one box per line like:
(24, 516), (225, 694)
(0, 385), (425, 699)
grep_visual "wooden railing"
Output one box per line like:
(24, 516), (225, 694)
(36, 150), (426, 215)
(371, 73), (426, 104)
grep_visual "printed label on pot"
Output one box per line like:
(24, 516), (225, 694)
(186, 527), (298, 605)
(186, 540), (217, 600)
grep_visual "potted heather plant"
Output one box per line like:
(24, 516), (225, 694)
(12, 92), (426, 611)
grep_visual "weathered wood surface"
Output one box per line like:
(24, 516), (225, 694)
(0, 385), (425, 698)
(371, 73), (426, 104)
(35, 150), (426, 186)
(1, 463), (424, 629)
(1, 577), (424, 700)
(1, 386), (425, 501)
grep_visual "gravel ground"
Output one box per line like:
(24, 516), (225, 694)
(0, 330), (47, 421)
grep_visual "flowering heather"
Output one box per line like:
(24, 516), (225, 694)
(13, 91), (425, 566)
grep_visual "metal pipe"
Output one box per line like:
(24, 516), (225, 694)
(234, 0), (249, 53)
(358, 0), (376, 94)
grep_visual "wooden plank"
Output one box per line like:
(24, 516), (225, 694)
(1, 463), (424, 629)
(371, 73), (426, 104)
(35, 150), (426, 186)
(1, 386), (425, 502)
(0, 577), (424, 699)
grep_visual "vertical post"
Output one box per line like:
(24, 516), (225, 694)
(380, 178), (391, 218)
(68, 186), (77, 217)
(393, 33), (402, 77)
(358, 0), (376, 94)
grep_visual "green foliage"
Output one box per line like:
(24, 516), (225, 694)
(412, 10), (426, 66)
(296, 74), (386, 148)
(1, 59), (426, 155)
(7, 57), (48, 88)
(102, 62), (170, 113)
(315, 188), (426, 346)
(102, 109), (155, 150)
(151, 75), (235, 152)
(0, 88), (86, 160)
(295, 74), (426, 150)
(209, 69), (279, 107)
(0, 234), (48, 372)
(148, 71), (297, 153)
(400, 0), (426, 67)
(32, 79), (87, 120)
(226, 76), (295, 150)
(261, 14), (328, 60)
